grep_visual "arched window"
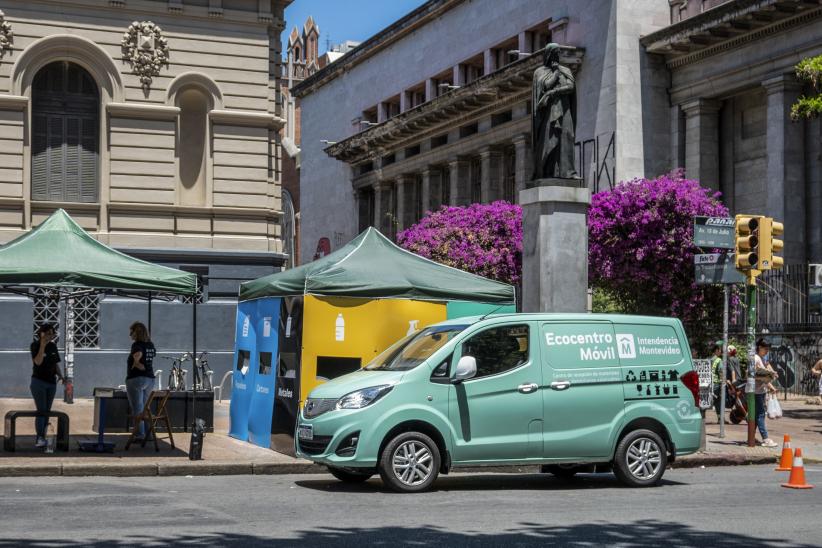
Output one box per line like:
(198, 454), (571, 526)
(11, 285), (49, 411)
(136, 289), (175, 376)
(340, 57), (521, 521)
(31, 61), (99, 202)
(177, 87), (208, 206)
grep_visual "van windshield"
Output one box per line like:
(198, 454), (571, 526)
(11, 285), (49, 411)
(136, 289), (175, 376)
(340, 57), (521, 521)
(364, 325), (467, 372)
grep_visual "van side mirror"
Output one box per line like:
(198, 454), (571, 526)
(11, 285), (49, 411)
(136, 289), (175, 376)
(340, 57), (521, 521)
(453, 356), (477, 384)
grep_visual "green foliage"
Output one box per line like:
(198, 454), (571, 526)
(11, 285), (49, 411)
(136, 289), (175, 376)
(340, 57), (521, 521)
(791, 54), (822, 120)
(591, 287), (626, 314)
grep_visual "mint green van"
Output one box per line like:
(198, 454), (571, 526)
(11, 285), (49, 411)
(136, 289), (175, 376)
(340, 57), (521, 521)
(295, 314), (702, 492)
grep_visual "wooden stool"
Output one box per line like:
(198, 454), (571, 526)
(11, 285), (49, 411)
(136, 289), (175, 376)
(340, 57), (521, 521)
(125, 390), (175, 452)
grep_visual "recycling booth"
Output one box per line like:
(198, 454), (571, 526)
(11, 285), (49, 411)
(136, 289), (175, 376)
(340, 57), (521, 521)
(228, 227), (516, 454)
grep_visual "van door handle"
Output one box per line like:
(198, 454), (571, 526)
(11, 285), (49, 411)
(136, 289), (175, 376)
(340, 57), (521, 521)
(517, 382), (539, 394)
(550, 381), (572, 391)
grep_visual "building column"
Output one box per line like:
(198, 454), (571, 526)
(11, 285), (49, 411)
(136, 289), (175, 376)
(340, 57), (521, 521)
(395, 176), (408, 233)
(425, 79), (437, 102)
(421, 168), (434, 214)
(681, 98), (721, 190)
(449, 157), (470, 206)
(483, 49), (495, 76)
(378, 102), (388, 123)
(512, 134), (530, 200)
(452, 64), (464, 86)
(670, 104), (685, 170)
(400, 90), (409, 113)
(372, 181), (392, 235)
(517, 31), (532, 55)
(479, 146), (503, 203)
(764, 74), (805, 265)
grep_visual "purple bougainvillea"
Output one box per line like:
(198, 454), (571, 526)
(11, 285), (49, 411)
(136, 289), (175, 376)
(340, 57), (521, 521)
(588, 170), (729, 324)
(397, 201), (522, 285)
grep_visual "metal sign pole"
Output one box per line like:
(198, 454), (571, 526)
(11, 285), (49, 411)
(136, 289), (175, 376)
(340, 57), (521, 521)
(720, 284), (729, 438)
(63, 295), (75, 404)
(746, 277), (757, 447)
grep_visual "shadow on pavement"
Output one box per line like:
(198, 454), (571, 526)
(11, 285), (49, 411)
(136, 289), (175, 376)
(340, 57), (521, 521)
(293, 472), (685, 493)
(0, 520), (815, 547)
(0, 434), (186, 458)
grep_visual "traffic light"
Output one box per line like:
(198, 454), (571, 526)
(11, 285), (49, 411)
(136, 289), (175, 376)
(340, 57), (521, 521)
(758, 217), (785, 270)
(735, 215), (761, 270)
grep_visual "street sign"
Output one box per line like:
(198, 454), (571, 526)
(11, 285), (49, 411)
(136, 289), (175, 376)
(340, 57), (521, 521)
(695, 253), (746, 285)
(694, 358), (713, 410)
(694, 216), (735, 249)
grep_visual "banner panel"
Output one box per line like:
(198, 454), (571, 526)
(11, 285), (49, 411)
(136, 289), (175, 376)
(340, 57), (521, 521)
(271, 296), (303, 456)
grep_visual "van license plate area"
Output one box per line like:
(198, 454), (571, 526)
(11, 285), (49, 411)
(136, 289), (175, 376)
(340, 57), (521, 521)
(298, 424), (313, 441)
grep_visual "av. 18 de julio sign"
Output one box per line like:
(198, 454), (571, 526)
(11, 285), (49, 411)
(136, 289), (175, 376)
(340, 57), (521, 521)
(693, 216), (735, 249)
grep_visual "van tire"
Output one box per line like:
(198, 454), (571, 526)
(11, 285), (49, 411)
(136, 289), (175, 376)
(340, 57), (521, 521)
(327, 466), (373, 483)
(614, 429), (667, 487)
(378, 431), (440, 493)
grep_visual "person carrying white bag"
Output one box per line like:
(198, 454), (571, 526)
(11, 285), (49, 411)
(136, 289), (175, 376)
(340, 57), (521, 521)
(767, 392), (783, 419)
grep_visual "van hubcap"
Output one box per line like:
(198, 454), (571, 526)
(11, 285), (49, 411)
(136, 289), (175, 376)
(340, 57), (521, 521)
(626, 438), (662, 480)
(392, 440), (432, 486)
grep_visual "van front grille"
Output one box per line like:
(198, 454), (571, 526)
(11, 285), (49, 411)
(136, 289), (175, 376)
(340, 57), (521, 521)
(303, 398), (337, 419)
(298, 435), (333, 455)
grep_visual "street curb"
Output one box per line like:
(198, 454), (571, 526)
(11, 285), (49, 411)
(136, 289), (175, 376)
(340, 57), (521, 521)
(0, 454), (819, 477)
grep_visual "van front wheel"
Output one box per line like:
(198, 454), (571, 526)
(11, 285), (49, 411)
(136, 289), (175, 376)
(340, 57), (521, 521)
(379, 431), (440, 493)
(614, 429), (667, 487)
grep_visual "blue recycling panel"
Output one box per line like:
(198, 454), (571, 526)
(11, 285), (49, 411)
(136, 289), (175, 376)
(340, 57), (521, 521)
(248, 297), (281, 448)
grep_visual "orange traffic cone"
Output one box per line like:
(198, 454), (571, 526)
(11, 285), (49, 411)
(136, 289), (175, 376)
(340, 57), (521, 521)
(775, 435), (793, 472)
(781, 448), (814, 489)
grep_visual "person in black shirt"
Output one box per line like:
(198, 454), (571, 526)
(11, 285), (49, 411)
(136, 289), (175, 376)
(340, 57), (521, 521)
(30, 323), (64, 447)
(125, 322), (156, 440)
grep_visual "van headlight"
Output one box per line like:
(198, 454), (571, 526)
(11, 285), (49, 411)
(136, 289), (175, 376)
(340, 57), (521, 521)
(335, 385), (393, 410)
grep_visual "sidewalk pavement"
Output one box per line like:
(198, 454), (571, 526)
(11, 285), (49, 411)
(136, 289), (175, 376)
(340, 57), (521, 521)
(1, 396), (819, 477)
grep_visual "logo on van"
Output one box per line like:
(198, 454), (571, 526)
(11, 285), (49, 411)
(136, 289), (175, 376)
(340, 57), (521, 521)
(615, 334), (637, 359)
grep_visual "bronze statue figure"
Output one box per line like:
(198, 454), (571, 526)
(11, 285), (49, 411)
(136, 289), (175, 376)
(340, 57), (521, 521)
(532, 43), (578, 180)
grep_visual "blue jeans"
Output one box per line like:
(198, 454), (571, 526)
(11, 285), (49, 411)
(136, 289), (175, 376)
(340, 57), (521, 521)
(29, 377), (57, 438)
(126, 376), (154, 438)
(754, 393), (768, 440)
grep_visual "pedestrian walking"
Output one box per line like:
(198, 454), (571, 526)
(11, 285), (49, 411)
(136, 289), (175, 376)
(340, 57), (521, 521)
(29, 323), (65, 448)
(711, 343), (735, 424)
(749, 338), (778, 447)
(727, 345), (742, 383)
(125, 322), (156, 440)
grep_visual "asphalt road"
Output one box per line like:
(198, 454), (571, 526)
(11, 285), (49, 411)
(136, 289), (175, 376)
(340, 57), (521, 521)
(1, 466), (820, 547)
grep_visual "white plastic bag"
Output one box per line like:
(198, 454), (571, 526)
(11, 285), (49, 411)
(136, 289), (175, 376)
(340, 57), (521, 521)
(767, 394), (783, 419)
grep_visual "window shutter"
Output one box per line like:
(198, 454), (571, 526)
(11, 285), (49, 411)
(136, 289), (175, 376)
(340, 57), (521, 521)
(32, 114), (48, 201)
(80, 116), (98, 202)
(47, 116), (65, 202)
(65, 116), (81, 202)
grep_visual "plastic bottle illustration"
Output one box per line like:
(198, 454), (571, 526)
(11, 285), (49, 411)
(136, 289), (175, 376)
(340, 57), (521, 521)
(335, 313), (345, 341)
(407, 320), (419, 336)
(242, 316), (250, 338)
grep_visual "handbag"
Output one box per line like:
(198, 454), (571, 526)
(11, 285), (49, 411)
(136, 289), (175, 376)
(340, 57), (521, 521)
(767, 394), (783, 419)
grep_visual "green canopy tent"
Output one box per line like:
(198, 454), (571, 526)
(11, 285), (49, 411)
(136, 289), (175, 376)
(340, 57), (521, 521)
(0, 209), (198, 408)
(240, 226), (515, 303)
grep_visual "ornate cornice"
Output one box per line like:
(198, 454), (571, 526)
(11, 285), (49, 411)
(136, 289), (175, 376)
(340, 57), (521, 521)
(107, 102), (180, 120)
(209, 109), (285, 129)
(324, 45), (584, 165)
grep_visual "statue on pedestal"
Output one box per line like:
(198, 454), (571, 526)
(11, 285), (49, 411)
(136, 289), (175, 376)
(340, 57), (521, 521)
(532, 43), (578, 181)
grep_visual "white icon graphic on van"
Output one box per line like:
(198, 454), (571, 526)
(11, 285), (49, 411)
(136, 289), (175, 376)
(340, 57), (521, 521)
(615, 333), (637, 359)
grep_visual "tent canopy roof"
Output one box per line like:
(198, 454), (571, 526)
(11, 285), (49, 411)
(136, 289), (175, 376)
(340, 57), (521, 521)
(240, 227), (515, 304)
(0, 209), (197, 295)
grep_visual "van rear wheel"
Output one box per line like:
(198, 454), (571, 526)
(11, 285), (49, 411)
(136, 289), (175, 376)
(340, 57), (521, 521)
(614, 429), (667, 487)
(378, 431), (440, 493)
(327, 466), (373, 483)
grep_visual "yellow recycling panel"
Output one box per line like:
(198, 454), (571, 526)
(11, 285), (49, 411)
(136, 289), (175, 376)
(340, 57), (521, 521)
(300, 296), (447, 402)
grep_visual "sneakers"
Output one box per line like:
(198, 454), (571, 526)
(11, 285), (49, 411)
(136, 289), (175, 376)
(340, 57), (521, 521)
(35, 436), (47, 448)
(761, 438), (779, 448)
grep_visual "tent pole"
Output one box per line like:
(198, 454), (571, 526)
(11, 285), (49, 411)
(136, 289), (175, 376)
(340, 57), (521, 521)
(147, 292), (152, 334)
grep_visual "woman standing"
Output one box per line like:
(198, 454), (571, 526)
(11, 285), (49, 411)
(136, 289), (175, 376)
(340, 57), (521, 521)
(751, 339), (778, 447)
(30, 323), (64, 448)
(126, 322), (156, 440)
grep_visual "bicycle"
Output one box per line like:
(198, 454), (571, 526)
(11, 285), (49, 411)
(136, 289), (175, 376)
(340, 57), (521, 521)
(161, 356), (187, 391)
(181, 351), (213, 391)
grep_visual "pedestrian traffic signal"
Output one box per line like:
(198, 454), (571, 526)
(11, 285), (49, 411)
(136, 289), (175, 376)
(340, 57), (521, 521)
(758, 217), (785, 270)
(735, 215), (761, 271)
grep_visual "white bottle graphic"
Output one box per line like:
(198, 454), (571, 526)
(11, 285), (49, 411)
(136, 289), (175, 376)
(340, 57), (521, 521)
(335, 313), (345, 341)
(407, 320), (419, 336)
(242, 316), (250, 338)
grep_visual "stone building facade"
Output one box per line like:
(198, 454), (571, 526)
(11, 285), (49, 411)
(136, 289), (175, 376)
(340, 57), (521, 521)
(0, 0), (290, 396)
(293, 0), (673, 260)
(643, 0), (822, 266)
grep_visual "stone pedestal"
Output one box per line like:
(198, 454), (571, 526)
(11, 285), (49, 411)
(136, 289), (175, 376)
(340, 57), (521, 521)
(520, 178), (590, 312)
